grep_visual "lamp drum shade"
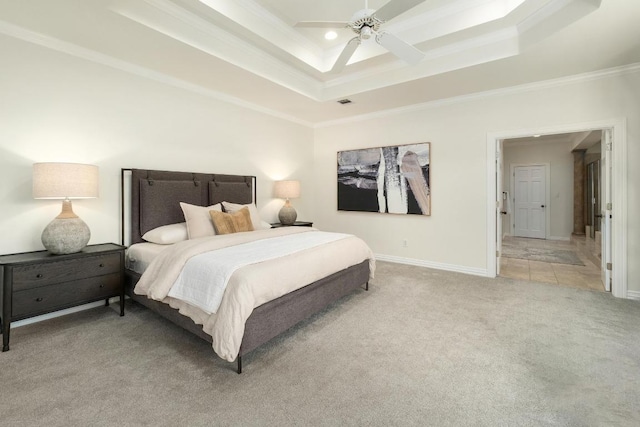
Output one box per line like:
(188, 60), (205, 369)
(33, 162), (99, 199)
(273, 180), (300, 200)
(32, 162), (99, 254)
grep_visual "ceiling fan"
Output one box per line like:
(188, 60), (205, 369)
(295, 0), (426, 73)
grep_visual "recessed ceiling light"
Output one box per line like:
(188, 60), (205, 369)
(325, 31), (338, 40)
(533, 134), (541, 137)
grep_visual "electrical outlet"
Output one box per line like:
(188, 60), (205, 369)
(402, 239), (408, 248)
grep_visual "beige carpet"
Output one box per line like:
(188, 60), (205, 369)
(2, 261), (639, 426)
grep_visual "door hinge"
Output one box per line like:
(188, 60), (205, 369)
(606, 203), (612, 210)
(496, 250), (500, 257)
(607, 262), (612, 271)
(606, 142), (612, 151)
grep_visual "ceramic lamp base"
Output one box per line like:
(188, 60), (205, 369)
(278, 201), (297, 226)
(41, 200), (91, 254)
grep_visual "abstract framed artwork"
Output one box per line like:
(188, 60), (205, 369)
(337, 143), (431, 216)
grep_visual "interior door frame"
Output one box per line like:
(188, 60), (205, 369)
(486, 118), (628, 299)
(496, 139), (503, 275)
(601, 129), (613, 291)
(510, 163), (551, 239)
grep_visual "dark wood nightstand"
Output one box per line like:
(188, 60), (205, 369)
(0, 243), (125, 351)
(270, 221), (313, 228)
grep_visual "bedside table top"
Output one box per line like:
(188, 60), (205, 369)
(270, 221), (313, 228)
(0, 243), (125, 266)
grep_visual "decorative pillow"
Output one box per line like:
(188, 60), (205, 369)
(142, 222), (188, 245)
(222, 201), (270, 230)
(209, 207), (254, 235)
(180, 202), (222, 239)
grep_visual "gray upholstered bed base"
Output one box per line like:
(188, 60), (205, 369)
(122, 168), (369, 373)
(125, 260), (369, 373)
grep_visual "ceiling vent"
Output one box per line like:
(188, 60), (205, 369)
(337, 99), (352, 104)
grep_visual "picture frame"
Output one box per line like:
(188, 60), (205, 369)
(337, 142), (431, 216)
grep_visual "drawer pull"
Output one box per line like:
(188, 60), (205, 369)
(99, 284), (105, 288)
(35, 297), (43, 302)
(99, 263), (105, 268)
(36, 274), (43, 279)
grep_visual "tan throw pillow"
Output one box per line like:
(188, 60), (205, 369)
(221, 201), (270, 230)
(209, 207), (254, 235)
(180, 202), (222, 239)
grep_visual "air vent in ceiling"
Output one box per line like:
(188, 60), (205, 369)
(337, 99), (352, 104)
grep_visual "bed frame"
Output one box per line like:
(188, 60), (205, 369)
(121, 168), (369, 373)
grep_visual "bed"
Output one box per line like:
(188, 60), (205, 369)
(121, 168), (374, 373)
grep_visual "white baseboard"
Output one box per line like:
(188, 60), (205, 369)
(374, 253), (488, 277)
(627, 290), (640, 301)
(12, 297), (122, 329)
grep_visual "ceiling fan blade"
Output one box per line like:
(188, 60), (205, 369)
(294, 21), (349, 28)
(331, 37), (361, 73)
(376, 32), (424, 65)
(374, 0), (425, 22)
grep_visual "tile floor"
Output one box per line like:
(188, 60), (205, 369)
(499, 235), (605, 292)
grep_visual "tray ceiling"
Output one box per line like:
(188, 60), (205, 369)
(1, 0), (639, 124)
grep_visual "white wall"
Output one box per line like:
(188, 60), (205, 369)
(314, 69), (640, 294)
(0, 35), (314, 255)
(2, 33), (638, 297)
(503, 140), (574, 240)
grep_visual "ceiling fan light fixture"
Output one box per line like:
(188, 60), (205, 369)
(298, 0), (427, 73)
(360, 26), (373, 40)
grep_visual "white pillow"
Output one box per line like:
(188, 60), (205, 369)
(142, 222), (188, 245)
(180, 202), (223, 239)
(222, 202), (271, 230)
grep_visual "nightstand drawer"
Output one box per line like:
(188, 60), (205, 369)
(12, 253), (121, 291)
(12, 273), (121, 319)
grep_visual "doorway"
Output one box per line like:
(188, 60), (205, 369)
(500, 134), (602, 291)
(486, 119), (628, 298)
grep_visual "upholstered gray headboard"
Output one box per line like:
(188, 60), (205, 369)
(122, 168), (256, 245)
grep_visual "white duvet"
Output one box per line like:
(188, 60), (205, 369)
(134, 227), (375, 361)
(168, 231), (352, 315)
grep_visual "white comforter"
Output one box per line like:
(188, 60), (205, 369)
(134, 227), (375, 361)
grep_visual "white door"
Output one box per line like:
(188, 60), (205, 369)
(513, 165), (546, 239)
(601, 129), (612, 292)
(496, 140), (504, 274)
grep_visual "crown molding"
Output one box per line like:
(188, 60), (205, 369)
(198, 0), (327, 70)
(0, 19), (314, 128)
(115, 0), (324, 100)
(315, 62), (640, 128)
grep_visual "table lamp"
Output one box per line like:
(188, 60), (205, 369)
(274, 180), (300, 225)
(33, 162), (99, 254)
